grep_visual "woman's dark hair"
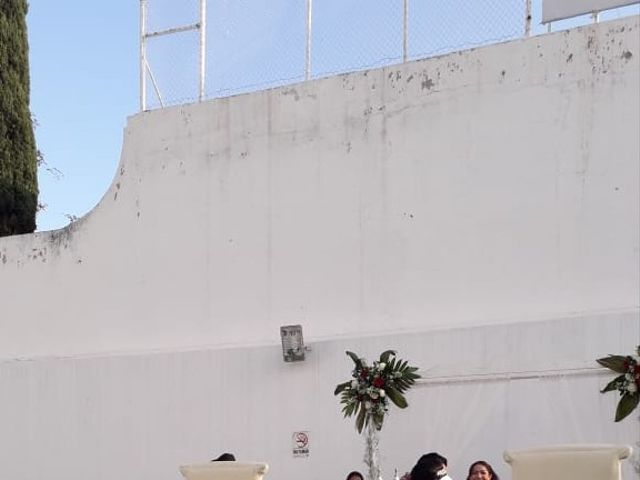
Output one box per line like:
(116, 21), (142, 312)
(417, 452), (447, 466)
(346, 471), (364, 480)
(410, 452), (448, 480)
(211, 452), (236, 461)
(466, 461), (499, 480)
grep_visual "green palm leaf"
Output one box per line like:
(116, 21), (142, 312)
(600, 375), (624, 393)
(380, 350), (396, 364)
(346, 351), (363, 369)
(596, 355), (629, 373)
(386, 386), (408, 408)
(334, 381), (351, 395)
(615, 393), (640, 422)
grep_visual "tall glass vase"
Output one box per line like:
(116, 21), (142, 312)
(364, 419), (382, 480)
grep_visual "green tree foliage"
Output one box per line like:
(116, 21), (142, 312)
(0, 0), (38, 236)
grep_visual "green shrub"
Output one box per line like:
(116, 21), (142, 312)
(0, 0), (38, 236)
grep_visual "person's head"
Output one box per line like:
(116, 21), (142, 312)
(211, 452), (236, 462)
(466, 461), (498, 480)
(411, 452), (450, 480)
(416, 452), (448, 467)
(346, 471), (364, 480)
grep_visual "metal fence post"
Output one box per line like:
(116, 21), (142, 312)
(525, 0), (532, 37)
(305, 0), (313, 80)
(199, 0), (207, 102)
(403, 0), (409, 62)
(140, 0), (147, 111)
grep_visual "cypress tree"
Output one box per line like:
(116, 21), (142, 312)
(0, 0), (38, 236)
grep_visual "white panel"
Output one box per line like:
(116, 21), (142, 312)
(543, 0), (639, 22)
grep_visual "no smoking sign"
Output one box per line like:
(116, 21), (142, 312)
(292, 431), (310, 457)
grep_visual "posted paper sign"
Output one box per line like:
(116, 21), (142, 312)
(292, 431), (310, 457)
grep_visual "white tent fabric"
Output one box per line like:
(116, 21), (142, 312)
(0, 311), (637, 479)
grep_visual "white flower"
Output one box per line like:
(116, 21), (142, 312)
(378, 363), (386, 370)
(365, 401), (372, 410)
(626, 373), (634, 382)
(351, 380), (359, 389)
(370, 392), (379, 399)
(627, 382), (638, 393)
(379, 389), (386, 397)
(394, 371), (402, 378)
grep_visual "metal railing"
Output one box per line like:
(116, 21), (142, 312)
(139, 0), (639, 111)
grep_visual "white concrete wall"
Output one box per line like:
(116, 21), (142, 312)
(1, 18), (638, 359)
(0, 17), (638, 480)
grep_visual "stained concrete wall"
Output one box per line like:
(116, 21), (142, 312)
(0, 16), (638, 480)
(1, 18), (638, 359)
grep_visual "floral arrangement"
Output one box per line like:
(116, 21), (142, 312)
(597, 346), (640, 422)
(334, 350), (420, 434)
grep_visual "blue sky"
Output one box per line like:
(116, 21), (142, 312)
(28, 0), (139, 231)
(27, 1), (639, 232)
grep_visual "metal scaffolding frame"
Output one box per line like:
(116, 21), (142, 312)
(139, 0), (207, 111)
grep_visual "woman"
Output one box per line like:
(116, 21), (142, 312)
(408, 452), (452, 480)
(211, 452), (236, 461)
(345, 471), (364, 480)
(466, 461), (499, 480)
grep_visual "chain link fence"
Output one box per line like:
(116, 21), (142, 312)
(140, 0), (639, 110)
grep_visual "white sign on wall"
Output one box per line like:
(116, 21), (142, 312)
(292, 431), (310, 457)
(542, 0), (639, 22)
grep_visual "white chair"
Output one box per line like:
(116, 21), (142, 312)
(503, 444), (632, 480)
(179, 462), (269, 480)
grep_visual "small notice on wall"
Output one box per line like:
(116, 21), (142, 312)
(292, 431), (310, 457)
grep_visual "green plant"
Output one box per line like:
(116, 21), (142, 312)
(334, 350), (420, 433)
(597, 346), (640, 422)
